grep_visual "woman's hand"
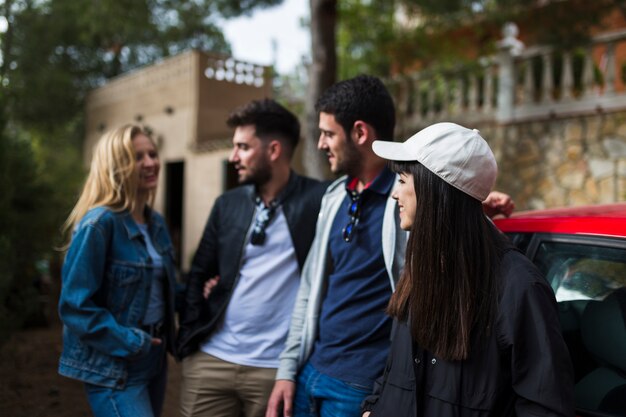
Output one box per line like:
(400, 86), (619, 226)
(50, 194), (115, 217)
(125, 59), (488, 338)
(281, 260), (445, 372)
(362, 412), (371, 417)
(482, 191), (515, 218)
(203, 276), (220, 299)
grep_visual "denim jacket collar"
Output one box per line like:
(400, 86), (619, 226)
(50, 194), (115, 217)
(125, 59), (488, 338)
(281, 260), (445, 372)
(121, 212), (142, 240)
(121, 208), (164, 242)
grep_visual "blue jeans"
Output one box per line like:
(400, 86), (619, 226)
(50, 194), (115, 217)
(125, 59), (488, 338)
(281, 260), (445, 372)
(84, 343), (167, 417)
(295, 362), (372, 417)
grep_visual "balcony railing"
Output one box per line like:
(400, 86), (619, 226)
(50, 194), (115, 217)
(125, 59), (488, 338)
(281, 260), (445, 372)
(389, 24), (626, 131)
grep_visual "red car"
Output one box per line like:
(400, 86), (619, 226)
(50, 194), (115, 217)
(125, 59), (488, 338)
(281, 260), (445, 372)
(494, 204), (626, 417)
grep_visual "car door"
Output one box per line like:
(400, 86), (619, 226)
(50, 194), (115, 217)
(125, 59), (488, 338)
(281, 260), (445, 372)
(509, 233), (626, 417)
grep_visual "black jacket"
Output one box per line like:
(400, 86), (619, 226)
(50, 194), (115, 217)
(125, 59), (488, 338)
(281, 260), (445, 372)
(362, 250), (575, 417)
(176, 172), (327, 359)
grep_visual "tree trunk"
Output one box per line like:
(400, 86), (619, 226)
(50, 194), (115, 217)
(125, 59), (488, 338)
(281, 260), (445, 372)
(303, 0), (337, 180)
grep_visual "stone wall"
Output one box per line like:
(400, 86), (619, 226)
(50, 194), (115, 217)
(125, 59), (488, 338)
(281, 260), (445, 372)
(476, 111), (626, 210)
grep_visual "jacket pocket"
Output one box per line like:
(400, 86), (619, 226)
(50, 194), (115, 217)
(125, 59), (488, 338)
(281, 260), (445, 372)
(371, 372), (416, 417)
(106, 263), (143, 314)
(63, 333), (126, 379)
(425, 356), (500, 412)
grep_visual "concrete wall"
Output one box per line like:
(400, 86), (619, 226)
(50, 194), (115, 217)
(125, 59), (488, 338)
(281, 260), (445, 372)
(182, 148), (231, 268)
(85, 52), (198, 162)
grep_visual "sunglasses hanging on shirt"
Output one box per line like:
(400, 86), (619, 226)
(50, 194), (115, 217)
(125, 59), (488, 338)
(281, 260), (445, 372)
(342, 190), (362, 242)
(250, 197), (279, 245)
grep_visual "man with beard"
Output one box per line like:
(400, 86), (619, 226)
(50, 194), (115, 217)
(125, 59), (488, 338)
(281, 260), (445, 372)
(266, 75), (514, 417)
(177, 99), (327, 417)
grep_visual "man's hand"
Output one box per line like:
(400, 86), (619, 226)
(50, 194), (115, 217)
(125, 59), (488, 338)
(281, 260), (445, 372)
(202, 276), (219, 299)
(266, 380), (296, 417)
(482, 191), (515, 218)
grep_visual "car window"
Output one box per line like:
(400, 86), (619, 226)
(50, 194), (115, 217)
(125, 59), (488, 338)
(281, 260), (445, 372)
(532, 238), (626, 416)
(503, 230), (626, 416)
(534, 241), (626, 302)
(505, 232), (534, 254)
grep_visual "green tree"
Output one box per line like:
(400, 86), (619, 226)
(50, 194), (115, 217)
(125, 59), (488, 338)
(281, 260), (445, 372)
(337, 0), (396, 80)
(1, 0), (286, 129)
(2, 0), (234, 130)
(336, 0), (619, 77)
(0, 96), (58, 338)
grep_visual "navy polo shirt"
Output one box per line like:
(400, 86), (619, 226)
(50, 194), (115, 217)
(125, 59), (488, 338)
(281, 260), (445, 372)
(309, 167), (395, 389)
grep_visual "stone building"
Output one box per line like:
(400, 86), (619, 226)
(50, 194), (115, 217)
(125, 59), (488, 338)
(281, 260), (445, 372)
(84, 50), (272, 270)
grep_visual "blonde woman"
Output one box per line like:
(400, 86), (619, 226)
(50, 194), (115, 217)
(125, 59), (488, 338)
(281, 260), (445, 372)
(58, 125), (177, 417)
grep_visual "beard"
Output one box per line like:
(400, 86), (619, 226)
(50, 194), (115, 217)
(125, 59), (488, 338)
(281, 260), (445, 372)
(333, 139), (361, 176)
(237, 156), (272, 187)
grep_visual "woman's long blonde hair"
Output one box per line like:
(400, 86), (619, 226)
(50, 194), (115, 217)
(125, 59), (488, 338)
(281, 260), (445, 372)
(62, 125), (155, 246)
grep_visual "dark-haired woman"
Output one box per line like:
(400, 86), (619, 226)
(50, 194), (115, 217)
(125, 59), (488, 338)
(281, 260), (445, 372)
(362, 122), (574, 417)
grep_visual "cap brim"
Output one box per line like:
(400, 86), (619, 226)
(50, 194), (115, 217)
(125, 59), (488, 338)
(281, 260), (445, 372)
(372, 140), (414, 162)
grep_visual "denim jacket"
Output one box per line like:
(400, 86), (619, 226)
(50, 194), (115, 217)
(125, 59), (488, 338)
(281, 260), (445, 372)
(58, 206), (177, 389)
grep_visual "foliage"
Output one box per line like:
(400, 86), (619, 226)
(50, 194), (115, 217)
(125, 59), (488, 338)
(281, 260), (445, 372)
(336, 0), (619, 78)
(1, 0), (237, 130)
(0, 98), (61, 339)
(1, 0), (286, 129)
(400, 0), (523, 19)
(337, 0), (396, 79)
(210, 0), (283, 16)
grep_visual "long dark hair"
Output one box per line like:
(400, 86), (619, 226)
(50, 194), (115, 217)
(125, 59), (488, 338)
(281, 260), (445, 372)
(387, 161), (507, 361)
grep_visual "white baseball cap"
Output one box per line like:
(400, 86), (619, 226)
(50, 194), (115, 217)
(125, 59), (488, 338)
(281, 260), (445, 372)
(372, 122), (497, 201)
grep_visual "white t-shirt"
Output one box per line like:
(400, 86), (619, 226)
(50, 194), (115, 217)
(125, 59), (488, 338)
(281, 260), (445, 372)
(200, 206), (300, 368)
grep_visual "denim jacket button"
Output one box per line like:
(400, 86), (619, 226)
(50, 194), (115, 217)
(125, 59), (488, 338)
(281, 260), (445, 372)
(117, 377), (125, 386)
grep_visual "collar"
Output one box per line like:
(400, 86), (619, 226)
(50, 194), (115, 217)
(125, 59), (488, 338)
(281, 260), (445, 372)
(345, 166), (395, 196)
(122, 211), (143, 240)
(122, 207), (161, 240)
(250, 170), (298, 207)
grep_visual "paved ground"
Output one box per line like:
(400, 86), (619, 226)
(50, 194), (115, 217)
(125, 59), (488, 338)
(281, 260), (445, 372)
(0, 321), (182, 416)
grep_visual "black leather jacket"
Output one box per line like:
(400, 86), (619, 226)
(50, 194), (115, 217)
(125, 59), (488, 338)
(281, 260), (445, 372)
(176, 172), (327, 359)
(363, 250), (575, 417)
